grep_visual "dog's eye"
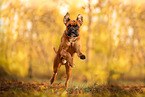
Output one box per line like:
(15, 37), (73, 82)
(76, 25), (79, 29)
(67, 24), (71, 28)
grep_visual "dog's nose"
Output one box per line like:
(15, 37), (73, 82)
(71, 27), (75, 32)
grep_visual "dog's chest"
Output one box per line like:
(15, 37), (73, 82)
(67, 38), (76, 46)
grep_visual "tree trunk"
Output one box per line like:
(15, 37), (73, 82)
(28, 35), (33, 78)
(106, 8), (113, 84)
(28, 20), (33, 78)
(86, 0), (92, 63)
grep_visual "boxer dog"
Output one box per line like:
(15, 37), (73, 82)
(50, 12), (85, 89)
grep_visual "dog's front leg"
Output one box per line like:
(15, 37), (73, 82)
(74, 42), (86, 59)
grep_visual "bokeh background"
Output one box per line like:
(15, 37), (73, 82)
(0, 0), (145, 84)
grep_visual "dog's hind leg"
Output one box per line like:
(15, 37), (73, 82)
(50, 55), (61, 85)
(60, 50), (74, 67)
(65, 63), (72, 89)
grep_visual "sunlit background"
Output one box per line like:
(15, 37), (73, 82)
(0, 0), (145, 84)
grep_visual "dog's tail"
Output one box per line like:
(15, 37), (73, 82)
(53, 47), (57, 53)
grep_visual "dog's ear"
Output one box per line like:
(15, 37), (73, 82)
(76, 14), (83, 26)
(63, 12), (70, 25)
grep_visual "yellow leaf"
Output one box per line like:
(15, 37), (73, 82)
(40, 86), (45, 90)
(51, 89), (54, 93)
(61, 90), (67, 97)
(142, 88), (145, 93)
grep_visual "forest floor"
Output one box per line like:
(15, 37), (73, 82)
(0, 77), (145, 97)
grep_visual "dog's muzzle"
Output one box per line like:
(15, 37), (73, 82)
(67, 27), (79, 37)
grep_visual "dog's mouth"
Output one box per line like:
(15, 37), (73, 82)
(71, 32), (78, 37)
(67, 31), (79, 37)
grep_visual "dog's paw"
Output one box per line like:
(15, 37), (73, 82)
(80, 55), (86, 59)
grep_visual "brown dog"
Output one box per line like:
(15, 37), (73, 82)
(50, 12), (85, 89)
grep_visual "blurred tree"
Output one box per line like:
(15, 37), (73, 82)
(86, 0), (92, 64)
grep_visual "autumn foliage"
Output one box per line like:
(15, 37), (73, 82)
(0, 0), (145, 96)
(1, 78), (145, 97)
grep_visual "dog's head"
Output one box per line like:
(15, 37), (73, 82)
(63, 12), (83, 37)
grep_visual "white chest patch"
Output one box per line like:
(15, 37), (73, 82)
(68, 38), (76, 46)
(69, 38), (74, 42)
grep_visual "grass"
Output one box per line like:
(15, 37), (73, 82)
(0, 77), (145, 97)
